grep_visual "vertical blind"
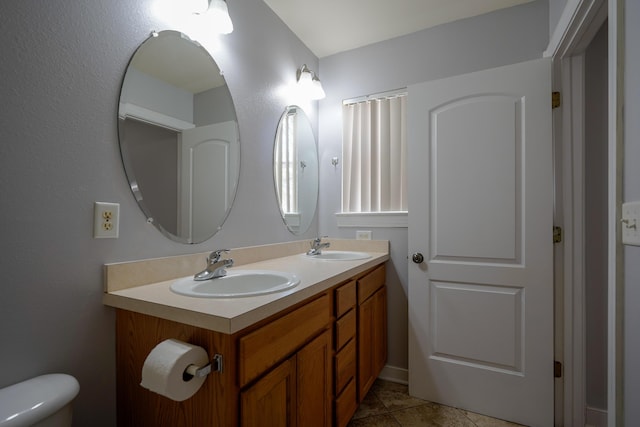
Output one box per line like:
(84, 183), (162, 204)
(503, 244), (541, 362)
(274, 110), (298, 213)
(342, 93), (407, 212)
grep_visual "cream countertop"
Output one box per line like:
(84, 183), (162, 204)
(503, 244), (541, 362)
(102, 239), (389, 334)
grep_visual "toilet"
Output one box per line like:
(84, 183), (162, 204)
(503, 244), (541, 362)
(0, 374), (79, 427)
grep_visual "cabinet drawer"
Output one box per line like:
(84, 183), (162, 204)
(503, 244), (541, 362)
(335, 280), (356, 317)
(334, 378), (357, 427)
(357, 264), (385, 304)
(335, 338), (356, 394)
(335, 309), (356, 351)
(239, 294), (331, 387)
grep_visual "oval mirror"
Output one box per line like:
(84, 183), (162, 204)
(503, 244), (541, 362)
(118, 30), (240, 244)
(273, 106), (319, 235)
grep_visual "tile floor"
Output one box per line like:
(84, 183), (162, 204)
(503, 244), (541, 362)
(348, 379), (525, 427)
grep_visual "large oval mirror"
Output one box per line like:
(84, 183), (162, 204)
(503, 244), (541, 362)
(118, 30), (240, 244)
(273, 106), (318, 235)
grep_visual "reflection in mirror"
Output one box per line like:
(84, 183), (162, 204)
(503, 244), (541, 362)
(118, 30), (240, 244)
(273, 106), (319, 235)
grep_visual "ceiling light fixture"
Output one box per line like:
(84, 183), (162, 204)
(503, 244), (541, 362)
(197, 0), (234, 35)
(296, 64), (325, 100)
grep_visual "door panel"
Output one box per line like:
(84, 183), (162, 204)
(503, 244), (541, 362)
(178, 121), (238, 242)
(408, 58), (553, 427)
(432, 95), (520, 261)
(431, 282), (523, 371)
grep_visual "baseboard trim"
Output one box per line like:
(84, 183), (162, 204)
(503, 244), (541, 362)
(586, 406), (607, 427)
(378, 365), (408, 384)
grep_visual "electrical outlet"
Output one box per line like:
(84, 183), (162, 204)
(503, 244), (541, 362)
(356, 230), (372, 240)
(94, 202), (119, 238)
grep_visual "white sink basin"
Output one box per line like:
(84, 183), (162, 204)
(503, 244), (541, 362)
(303, 251), (371, 261)
(170, 270), (300, 298)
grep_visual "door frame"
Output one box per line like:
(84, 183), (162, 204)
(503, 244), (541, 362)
(544, 0), (624, 425)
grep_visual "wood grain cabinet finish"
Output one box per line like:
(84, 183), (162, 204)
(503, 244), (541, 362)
(114, 262), (386, 427)
(357, 265), (387, 401)
(241, 329), (332, 427)
(239, 293), (331, 387)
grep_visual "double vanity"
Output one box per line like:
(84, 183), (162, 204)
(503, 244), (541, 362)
(103, 238), (389, 426)
(109, 22), (390, 427)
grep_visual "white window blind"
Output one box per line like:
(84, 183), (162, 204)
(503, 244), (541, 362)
(342, 93), (407, 213)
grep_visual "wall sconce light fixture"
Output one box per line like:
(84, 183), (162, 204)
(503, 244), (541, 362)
(195, 0), (234, 34)
(297, 64), (326, 100)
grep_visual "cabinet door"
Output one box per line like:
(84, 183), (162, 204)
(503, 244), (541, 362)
(241, 356), (296, 427)
(297, 329), (332, 427)
(357, 286), (387, 401)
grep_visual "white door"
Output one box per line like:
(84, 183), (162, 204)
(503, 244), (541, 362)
(407, 58), (553, 427)
(179, 121), (239, 242)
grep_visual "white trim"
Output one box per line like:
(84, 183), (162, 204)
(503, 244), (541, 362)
(378, 365), (409, 385)
(545, 0), (607, 58)
(560, 53), (587, 427)
(607, 1), (624, 426)
(335, 211), (408, 228)
(586, 406), (608, 427)
(547, 0), (618, 426)
(118, 102), (195, 131)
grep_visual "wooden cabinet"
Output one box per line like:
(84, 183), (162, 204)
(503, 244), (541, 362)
(358, 285), (387, 400)
(240, 294), (332, 427)
(241, 355), (296, 427)
(241, 329), (332, 427)
(332, 264), (387, 426)
(114, 262), (386, 427)
(332, 280), (358, 426)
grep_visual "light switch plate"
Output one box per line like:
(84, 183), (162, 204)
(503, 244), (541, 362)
(621, 201), (640, 246)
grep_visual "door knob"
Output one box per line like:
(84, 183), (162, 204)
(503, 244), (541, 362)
(412, 253), (424, 264)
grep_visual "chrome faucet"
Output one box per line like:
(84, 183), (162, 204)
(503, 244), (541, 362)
(307, 236), (330, 256)
(194, 249), (234, 281)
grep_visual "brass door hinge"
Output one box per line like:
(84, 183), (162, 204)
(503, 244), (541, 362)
(553, 226), (563, 243)
(554, 361), (563, 378)
(552, 91), (561, 109)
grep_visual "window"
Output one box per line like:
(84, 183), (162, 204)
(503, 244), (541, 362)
(341, 91), (407, 224)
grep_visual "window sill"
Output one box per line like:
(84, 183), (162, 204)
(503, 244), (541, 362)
(335, 211), (408, 228)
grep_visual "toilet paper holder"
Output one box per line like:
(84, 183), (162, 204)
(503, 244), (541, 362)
(184, 354), (223, 379)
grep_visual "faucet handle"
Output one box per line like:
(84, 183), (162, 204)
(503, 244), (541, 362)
(208, 249), (230, 263)
(311, 236), (328, 245)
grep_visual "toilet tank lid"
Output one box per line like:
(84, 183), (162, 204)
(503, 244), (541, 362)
(0, 374), (79, 427)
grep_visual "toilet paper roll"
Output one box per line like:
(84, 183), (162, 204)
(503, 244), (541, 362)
(140, 339), (209, 402)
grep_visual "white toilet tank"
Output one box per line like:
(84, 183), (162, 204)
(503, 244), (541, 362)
(0, 374), (79, 427)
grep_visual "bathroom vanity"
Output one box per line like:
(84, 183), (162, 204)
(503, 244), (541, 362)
(103, 239), (388, 426)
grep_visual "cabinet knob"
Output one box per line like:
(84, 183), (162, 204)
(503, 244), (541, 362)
(412, 253), (424, 264)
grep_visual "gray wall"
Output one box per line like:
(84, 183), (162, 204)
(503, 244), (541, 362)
(0, 0), (319, 425)
(548, 0), (569, 40)
(194, 85), (236, 126)
(584, 21), (608, 412)
(624, 0), (640, 424)
(317, 0), (549, 373)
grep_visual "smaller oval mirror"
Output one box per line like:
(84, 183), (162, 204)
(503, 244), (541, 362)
(273, 106), (319, 235)
(118, 30), (240, 244)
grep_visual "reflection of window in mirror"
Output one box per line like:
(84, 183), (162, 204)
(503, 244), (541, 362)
(275, 109), (299, 215)
(273, 105), (318, 235)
